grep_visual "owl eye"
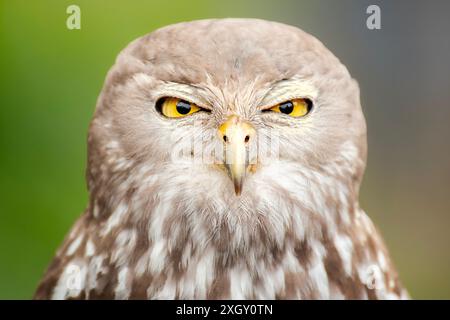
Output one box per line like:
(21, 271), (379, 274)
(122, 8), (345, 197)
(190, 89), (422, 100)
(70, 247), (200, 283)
(156, 97), (201, 118)
(267, 98), (313, 117)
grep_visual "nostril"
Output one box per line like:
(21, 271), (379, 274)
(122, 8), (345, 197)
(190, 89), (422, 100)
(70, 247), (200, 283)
(223, 135), (228, 143)
(244, 135), (250, 143)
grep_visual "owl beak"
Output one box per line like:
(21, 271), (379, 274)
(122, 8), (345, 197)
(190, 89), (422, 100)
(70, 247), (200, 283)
(218, 116), (255, 195)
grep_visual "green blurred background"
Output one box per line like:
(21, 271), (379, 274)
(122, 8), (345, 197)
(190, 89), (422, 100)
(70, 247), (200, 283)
(1, 0), (449, 299)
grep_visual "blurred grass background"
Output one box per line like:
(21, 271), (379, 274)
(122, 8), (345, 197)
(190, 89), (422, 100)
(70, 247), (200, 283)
(1, 0), (449, 299)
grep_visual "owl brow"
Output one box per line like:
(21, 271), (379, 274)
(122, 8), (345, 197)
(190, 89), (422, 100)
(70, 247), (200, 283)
(258, 79), (318, 109)
(158, 81), (212, 110)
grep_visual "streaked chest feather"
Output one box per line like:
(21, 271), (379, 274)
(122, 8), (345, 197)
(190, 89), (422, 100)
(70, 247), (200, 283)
(42, 151), (407, 300)
(50, 204), (406, 300)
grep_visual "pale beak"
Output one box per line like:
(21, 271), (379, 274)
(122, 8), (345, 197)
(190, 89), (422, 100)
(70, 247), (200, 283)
(218, 115), (255, 195)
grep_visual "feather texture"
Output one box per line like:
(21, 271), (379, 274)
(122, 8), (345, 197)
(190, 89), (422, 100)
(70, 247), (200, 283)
(34, 18), (408, 300)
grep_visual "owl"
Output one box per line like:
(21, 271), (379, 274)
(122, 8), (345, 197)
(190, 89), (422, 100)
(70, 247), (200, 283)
(34, 18), (408, 300)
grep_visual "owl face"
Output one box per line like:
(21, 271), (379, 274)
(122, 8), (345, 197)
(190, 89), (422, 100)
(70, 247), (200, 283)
(88, 19), (367, 244)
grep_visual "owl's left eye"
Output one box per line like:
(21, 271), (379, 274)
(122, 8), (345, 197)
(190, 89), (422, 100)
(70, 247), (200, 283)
(156, 97), (202, 118)
(266, 98), (313, 117)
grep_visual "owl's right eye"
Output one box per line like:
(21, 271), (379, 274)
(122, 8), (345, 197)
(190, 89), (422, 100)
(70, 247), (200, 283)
(156, 97), (202, 118)
(266, 98), (313, 117)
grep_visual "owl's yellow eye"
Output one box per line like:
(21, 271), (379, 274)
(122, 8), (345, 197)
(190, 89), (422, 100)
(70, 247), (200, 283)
(157, 97), (201, 118)
(268, 98), (312, 117)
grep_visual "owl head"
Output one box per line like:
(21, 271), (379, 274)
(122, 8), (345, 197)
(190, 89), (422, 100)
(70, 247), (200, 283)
(87, 19), (367, 251)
